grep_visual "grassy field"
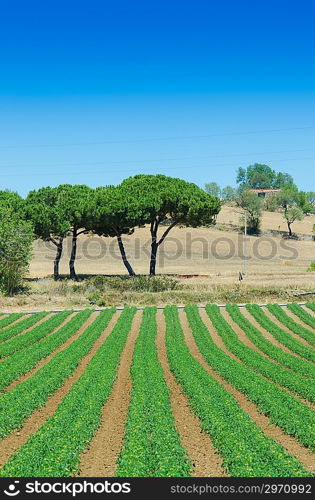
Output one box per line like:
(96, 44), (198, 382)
(0, 303), (314, 477)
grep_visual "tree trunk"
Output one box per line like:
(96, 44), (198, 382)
(54, 239), (63, 281)
(116, 234), (136, 276)
(69, 227), (78, 280)
(287, 220), (292, 236)
(149, 222), (158, 276)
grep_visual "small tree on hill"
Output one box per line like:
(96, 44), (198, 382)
(205, 182), (221, 198)
(120, 175), (221, 276)
(276, 185), (305, 236)
(236, 190), (263, 233)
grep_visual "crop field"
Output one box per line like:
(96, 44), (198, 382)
(0, 303), (314, 477)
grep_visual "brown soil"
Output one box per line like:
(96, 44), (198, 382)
(0, 310), (120, 468)
(218, 309), (315, 411)
(178, 309), (315, 473)
(283, 307), (315, 333)
(302, 305), (315, 318)
(263, 308), (314, 349)
(155, 310), (227, 477)
(78, 310), (142, 477)
(240, 308), (306, 359)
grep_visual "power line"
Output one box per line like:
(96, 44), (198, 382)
(0, 148), (314, 170)
(0, 155), (314, 178)
(0, 126), (314, 149)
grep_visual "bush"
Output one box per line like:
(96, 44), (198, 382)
(0, 210), (34, 296)
(86, 275), (179, 296)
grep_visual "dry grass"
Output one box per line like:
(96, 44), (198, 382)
(1, 207), (314, 311)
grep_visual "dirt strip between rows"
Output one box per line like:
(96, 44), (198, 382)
(282, 307), (315, 333)
(0, 310), (120, 469)
(0, 314), (33, 333)
(4, 312), (87, 391)
(263, 308), (314, 349)
(178, 309), (315, 474)
(1, 313), (54, 344)
(240, 308), (307, 359)
(78, 310), (142, 477)
(156, 310), (227, 477)
(218, 309), (315, 411)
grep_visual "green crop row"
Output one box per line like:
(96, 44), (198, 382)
(164, 306), (309, 477)
(0, 313), (24, 333)
(267, 304), (315, 347)
(306, 302), (315, 313)
(206, 305), (314, 403)
(0, 309), (93, 391)
(185, 306), (315, 451)
(246, 305), (315, 362)
(0, 312), (48, 343)
(0, 308), (115, 440)
(287, 304), (315, 330)
(0, 307), (135, 477)
(0, 311), (73, 358)
(226, 305), (315, 379)
(116, 307), (190, 477)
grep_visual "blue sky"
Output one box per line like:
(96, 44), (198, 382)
(0, 0), (314, 196)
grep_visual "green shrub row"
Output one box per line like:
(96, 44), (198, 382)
(206, 305), (314, 402)
(0, 309), (115, 440)
(267, 304), (315, 347)
(0, 312), (48, 343)
(246, 305), (315, 362)
(287, 304), (315, 330)
(116, 307), (190, 477)
(226, 305), (315, 379)
(0, 313), (24, 333)
(0, 307), (135, 477)
(185, 306), (315, 451)
(0, 311), (72, 358)
(0, 309), (93, 390)
(306, 302), (315, 313)
(164, 306), (309, 477)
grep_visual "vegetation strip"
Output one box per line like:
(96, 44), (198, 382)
(0, 311), (72, 358)
(0, 309), (114, 440)
(0, 310), (92, 391)
(116, 307), (190, 477)
(164, 306), (309, 477)
(306, 303), (315, 314)
(78, 311), (140, 477)
(207, 306), (315, 402)
(267, 304), (315, 346)
(0, 314), (24, 333)
(246, 305), (315, 362)
(0, 312), (48, 343)
(286, 304), (315, 330)
(185, 306), (315, 451)
(155, 310), (227, 477)
(226, 305), (315, 379)
(0, 308), (135, 477)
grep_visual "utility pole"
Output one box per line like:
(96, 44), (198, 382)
(243, 210), (247, 277)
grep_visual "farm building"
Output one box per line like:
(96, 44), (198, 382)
(249, 188), (280, 198)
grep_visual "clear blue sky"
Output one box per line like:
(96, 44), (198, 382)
(0, 0), (314, 196)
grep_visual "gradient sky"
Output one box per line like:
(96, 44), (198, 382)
(0, 0), (314, 196)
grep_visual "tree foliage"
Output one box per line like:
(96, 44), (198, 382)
(236, 190), (264, 234)
(0, 206), (34, 296)
(120, 175), (221, 275)
(236, 164), (294, 190)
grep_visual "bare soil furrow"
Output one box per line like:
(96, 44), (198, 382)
(263, 308), (314, 348)
(4, 312), (90, 391)
(283, 307), (315, 333)
(178, 309), (315, 473)
(240, 308), (305, 359)
(156, 310), (227, 477)
(78, 310), (142, 477)
(0, 310), (120, 469)
(1, 313), (54, 346)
